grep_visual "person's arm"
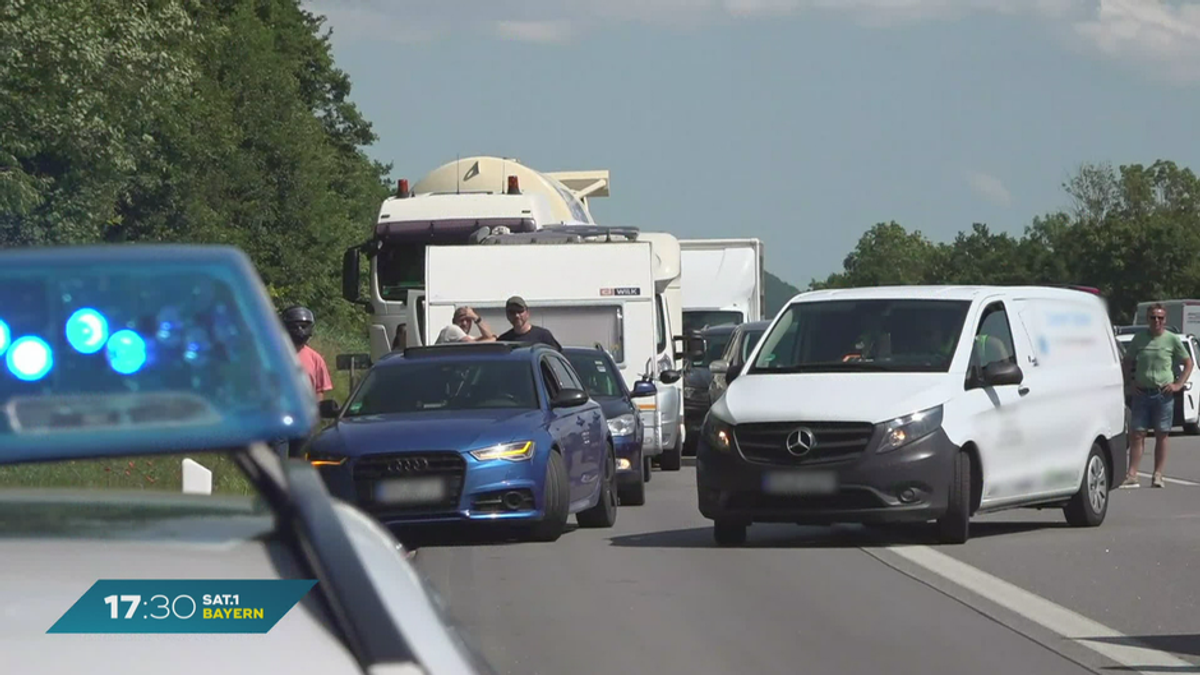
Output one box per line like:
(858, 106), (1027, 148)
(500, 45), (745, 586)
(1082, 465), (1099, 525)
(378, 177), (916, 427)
(1167, 336), (1193, 393)
(316, 355), (334, 400)
(473, 315), (497, 341)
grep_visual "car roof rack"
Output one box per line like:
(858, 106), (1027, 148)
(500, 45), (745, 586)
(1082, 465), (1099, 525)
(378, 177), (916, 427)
(235, 444), (424, 673)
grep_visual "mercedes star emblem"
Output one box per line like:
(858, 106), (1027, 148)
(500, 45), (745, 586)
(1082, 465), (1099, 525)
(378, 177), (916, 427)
(785, 427), (816, 456)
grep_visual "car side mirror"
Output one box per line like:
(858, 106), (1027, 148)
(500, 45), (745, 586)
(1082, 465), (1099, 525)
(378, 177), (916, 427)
(709, 359), (729, 375)
(319, 399), (342, 419)
(726, 362), (744, 384)
(551, 388), (589, 408)
(631, 380), (657, 398)
(982, 361), (1023, 387)
(659, 369), (681, 385)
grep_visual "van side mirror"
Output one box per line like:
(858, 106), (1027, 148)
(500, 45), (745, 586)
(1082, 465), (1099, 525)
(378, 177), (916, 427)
(551, 388), (589, 408)
(341, 248), (362, 304)
(982, 361), (1023, 387)
(319, 399), (342, 419)
(631, 380), (657, 398)
(659, 369), (681, 385)
(726, 363), (744, 384)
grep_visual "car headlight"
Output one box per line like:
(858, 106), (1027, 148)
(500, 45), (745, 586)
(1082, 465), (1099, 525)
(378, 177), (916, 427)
(702, 413), (734, 453)
(607, 413), (637, 437)
(470, 440), (534, 462)
(876, 405), (944, 453)
(305, 449), (346, 466)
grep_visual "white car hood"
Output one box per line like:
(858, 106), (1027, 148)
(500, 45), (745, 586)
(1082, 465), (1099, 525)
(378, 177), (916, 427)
(713, 371), (955, 425)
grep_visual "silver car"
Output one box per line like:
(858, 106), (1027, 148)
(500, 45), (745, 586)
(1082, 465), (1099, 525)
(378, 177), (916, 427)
(0, 244), (496, 675)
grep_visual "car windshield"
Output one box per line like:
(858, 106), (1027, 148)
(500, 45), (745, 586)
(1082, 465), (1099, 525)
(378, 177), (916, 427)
(693, 332), (733, 368)
(741, 328), (766, 361)
(343, 359), (539, 415)
(750, 299), (971, 373)
(564, 352), (624, 398)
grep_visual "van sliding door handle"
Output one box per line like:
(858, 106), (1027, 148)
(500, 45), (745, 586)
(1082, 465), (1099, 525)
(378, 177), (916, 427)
(1018, 386), (1030, 396)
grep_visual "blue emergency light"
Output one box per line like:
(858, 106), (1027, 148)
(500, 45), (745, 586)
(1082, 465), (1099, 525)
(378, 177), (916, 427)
(0, 244), (317, 463)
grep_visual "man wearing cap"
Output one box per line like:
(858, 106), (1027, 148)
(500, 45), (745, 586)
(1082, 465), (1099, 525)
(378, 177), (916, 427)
(435, 306), (496, 344)
(498, 296), (562, 350)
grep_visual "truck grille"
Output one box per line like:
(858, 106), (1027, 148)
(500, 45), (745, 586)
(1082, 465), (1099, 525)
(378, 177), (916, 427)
(352, 451), (465, 514)
(733, 422), (876, 466)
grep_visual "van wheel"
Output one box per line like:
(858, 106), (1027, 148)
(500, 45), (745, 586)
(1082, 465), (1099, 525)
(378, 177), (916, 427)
(577, 443), (618, 528)
(660, 435), (682, 472)
(1064, 443), (1109, 528)
(936, 451), (971, 545)
(528, 451), (570, 542)
(713, 519), (747, 546)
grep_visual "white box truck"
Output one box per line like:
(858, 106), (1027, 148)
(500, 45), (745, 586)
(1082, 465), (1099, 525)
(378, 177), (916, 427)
(680, 238), (765, 333)
(424, 233), (691, 471)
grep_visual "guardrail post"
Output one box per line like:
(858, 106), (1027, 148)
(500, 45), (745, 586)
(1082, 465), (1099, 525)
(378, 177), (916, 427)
(182, 458), (213, 495)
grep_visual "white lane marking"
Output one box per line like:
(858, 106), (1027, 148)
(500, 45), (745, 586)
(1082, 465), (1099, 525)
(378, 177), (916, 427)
(1136, 471), (1200, 486)
(886, 545), (1194, 673)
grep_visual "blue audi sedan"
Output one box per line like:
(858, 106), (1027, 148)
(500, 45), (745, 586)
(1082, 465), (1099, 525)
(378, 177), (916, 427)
(562, 345), (656, 506)
(306, 342), (618, 542)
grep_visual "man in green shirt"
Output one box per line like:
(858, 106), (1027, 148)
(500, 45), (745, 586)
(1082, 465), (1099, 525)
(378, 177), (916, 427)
(1120, 303), (1193, 489)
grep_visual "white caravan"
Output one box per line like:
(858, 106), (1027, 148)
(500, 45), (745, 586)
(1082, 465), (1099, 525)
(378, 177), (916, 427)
(341, 156), (609, 361)
(423, 234), (690, 468)
(1132, 299), (1200, 336)
(680, 238), (766, 333)
(695, 285), (1126, 546)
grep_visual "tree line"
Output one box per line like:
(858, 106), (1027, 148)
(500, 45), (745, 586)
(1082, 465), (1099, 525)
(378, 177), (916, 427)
(809, 160), (1200, 324)
(1, 0), (389, 339)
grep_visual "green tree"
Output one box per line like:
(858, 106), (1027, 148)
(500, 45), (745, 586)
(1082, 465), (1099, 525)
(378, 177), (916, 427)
(810, 221), (940, 289)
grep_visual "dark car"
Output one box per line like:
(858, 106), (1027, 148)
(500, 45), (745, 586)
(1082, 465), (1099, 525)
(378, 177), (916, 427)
(707, 320), (771, 403)
(682, 324), (739, 454)
(563, 345), (657, 506)
(308, 342), (618, 542)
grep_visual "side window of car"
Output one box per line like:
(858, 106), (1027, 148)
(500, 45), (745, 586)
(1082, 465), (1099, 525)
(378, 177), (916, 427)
(723, 330), (741, 364)
(540, 359), (562, 399)
(548, 356), (582, 391)
(972, 302), (1017, 371)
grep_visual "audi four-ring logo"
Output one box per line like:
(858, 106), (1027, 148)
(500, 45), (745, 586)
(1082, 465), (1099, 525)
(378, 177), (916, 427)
(387, 457), (429, 472)
(785, 427), (816, 456)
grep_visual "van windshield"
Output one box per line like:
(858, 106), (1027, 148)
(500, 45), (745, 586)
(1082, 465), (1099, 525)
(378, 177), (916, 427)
(749, 299), (971, 373)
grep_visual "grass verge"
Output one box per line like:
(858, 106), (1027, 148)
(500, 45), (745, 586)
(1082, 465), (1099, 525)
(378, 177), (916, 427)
(0, 327), (366, 496)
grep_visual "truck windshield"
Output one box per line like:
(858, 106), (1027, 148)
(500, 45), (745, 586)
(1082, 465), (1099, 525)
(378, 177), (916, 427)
(750, 299), (971, 374)
(376, 243), (425, 300)
(343, 360), (539, 415)
(683, 310), (741, 333)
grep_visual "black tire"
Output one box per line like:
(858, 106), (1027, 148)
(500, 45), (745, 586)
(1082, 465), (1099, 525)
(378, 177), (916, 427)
(528, 450), (570, 542)
(618, 451), (646, 506)
(1064, 442), (1109, 528)
(643, 456), (652, 483)
(660, 434), (682, 472)
(713, 519), (747, 546)
(578, 443), (618, 528)
(936, 450), (971, 545)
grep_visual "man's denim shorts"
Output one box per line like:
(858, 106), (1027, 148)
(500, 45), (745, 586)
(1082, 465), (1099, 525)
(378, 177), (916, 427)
(1131, 388), (1174, 434)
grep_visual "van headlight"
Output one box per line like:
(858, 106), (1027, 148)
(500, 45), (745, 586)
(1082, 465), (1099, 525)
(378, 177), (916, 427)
(607, 413), (637, 437)
(702, 413), (735, 453)
(470, 440), (534, 462)
(876, 405), (944, 453)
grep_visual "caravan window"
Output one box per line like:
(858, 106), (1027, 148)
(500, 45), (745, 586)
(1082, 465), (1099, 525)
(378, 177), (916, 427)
(473, 304), (627, 364)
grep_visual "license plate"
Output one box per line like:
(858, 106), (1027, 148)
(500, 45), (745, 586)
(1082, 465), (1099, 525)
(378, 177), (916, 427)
(762, 470), (838, 495)
(374, 477), (448, 504)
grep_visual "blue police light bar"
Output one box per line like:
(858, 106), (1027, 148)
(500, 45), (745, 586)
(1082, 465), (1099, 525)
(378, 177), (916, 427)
(0, 245), (318, 464)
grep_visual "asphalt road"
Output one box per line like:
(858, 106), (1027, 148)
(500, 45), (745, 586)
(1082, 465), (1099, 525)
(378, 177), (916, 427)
(412, 436), (1200, 675)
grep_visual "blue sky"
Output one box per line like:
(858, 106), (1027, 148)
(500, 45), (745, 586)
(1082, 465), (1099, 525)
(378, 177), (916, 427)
(304, 0), (1200, 289)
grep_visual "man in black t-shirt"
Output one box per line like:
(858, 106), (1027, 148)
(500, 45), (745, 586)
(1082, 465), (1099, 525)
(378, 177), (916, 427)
(497, 295), (562, 351)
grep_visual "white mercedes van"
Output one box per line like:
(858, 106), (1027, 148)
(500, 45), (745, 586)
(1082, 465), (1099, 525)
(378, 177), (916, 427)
(695, 286), (1127, 546)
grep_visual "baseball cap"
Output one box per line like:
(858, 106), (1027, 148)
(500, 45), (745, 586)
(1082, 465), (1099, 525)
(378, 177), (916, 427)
(505, 296), (527, 311)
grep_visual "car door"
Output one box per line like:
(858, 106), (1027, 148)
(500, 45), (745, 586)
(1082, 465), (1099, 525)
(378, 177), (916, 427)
(959, 299), (1038, 507)
(543, 355), (594, 504)
(709, 326), (742, 402)
(552, 353), (606, 492)
(539, 357), (581, 498)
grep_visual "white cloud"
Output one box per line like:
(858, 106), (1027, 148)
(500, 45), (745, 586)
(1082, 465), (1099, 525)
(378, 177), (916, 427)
(966, 171), (1014, 207)
(303, 0), (1200, 85)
